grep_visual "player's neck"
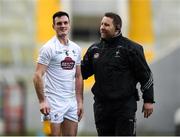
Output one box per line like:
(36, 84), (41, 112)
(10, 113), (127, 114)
(58, 36), (68, 46)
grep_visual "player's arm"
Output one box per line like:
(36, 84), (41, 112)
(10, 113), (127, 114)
(33, 63), (50, 115)
(75, 65), (84, 121)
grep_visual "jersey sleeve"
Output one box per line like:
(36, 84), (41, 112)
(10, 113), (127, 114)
(37, 45), (52, 66)
(76, 47), (82, 66)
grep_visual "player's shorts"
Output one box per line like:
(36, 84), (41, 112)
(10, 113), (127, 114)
(41, 95), (78, 123)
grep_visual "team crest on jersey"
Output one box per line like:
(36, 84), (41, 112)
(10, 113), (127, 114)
(72, 50), (77, 56)
(94, 53), (99, 59)
(66, 50), (69, 56)
(61, 57), (75, 70)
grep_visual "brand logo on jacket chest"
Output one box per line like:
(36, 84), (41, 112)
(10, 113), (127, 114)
(93, 52), (100, 59)
(114, 45), (123, 58)
(115, 50), (121, 57)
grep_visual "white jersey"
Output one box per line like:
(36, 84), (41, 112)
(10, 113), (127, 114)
(37, 36), (81, 99)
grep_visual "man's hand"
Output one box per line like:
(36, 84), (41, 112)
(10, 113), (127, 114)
(142, 103), (153, 118)
(40, 100), (50, 115)
(77, 102), (84, 122)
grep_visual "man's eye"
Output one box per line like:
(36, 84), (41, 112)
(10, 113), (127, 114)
(64, 21), (68, 25)
(57, 22), (62, 25)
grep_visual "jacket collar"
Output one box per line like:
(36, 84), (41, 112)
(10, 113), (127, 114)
(101, 33), (123, 45)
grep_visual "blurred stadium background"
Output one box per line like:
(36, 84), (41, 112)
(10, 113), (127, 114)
(1, 0), (180, 136)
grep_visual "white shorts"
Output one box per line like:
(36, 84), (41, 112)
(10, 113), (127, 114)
(41, 95), (78, 123)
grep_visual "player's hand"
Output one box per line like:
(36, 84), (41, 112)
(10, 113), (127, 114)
(77, 102), (84, 122)
(142, 103), (153, 118)
(40, 100), (50, 115)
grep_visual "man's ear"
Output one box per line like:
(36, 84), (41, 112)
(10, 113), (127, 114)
(52, 24), (55, 29)
(115, 25), (121, 35)
(115, 29), (120, 35)
(116, 25), (120, 31)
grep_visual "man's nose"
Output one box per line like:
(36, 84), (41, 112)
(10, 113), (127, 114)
(100, 25), (105, 30)
(61, 23), (65, 27)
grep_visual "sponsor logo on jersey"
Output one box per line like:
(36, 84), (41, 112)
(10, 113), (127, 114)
(61, 57), (75, 70)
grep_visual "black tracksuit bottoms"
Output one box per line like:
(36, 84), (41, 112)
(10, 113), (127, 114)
(93, 101), (136, 136)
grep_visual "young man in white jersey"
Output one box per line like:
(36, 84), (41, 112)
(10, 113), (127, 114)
(33, 11), (83, 136)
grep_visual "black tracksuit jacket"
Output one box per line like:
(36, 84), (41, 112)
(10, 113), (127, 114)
(81, 34), (154, 105)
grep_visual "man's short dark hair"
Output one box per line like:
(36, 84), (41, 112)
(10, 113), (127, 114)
(104, 12), (122, 31)
(53, 11), (69, 24)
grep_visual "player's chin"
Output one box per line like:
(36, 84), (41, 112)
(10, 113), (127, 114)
(58, 32), (68, 37)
